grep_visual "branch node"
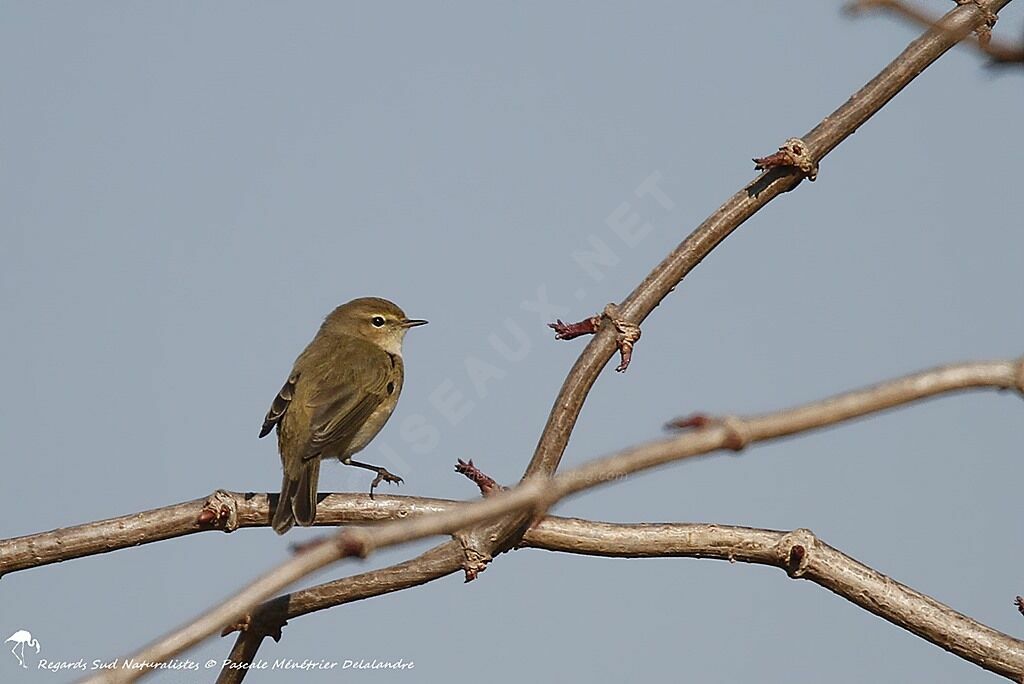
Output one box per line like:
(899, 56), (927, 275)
(455, 533), (492, 582)
(778, 528), (818, 578)
(666, 413), (749, 451)
(198, 489), (239, 532)
(955, 0), (998, 45)
(846, 0), (1022, 67)
(753, 137), (819, 181)
(548, 304), (642, 372)
(719, 416), (750, 452)
(602, 303), (642, 372)
(336, 530), (372, 559)
(455, 459), (506, 497)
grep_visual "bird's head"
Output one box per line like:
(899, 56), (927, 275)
(322, 297), (427, 355)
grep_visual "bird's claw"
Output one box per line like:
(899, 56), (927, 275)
(368, 468), (404, 498)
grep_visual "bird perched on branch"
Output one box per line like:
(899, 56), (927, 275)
(260, 297), (427, 534)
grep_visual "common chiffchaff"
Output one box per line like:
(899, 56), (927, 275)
(260, 297), (427, 534)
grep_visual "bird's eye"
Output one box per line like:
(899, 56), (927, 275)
(371, 316), (386, 327)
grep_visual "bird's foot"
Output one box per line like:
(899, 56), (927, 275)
(369, 467), (403, 498)
(345, 458), (404, 498)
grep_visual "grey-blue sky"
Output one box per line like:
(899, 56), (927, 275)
(2, 2), (1022, 682)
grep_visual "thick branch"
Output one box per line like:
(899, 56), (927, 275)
(222, 1), (1016, 672)
(217, 543), (463, 684)
(524, 520), (1024, 681)
(410, 24), (1014, 673)
(460, 0), (1017, 574)
(220, 518), (1024, 683)
(5, 358), (1019, 579)
(37, 1), (1011, 677)
(0, 492), (449, 577)
(78, 358), (1023, 683)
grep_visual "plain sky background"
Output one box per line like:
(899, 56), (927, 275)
(2, 2), (1023, 683)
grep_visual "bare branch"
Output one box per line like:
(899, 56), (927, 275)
(6, 358), (1019, 580)
(0, 492), (451, 578)
(223, 517), (1024, 683)
(41, 1), (1012, 677)
(846, 0), (1024, 65)
(217, 543), (463, 684)
(522, 0), (1014, 482)
(524, 520), (1024, 681)
(77, 357), (1022, 683)
(216, 631), (265, 684)
(457, 0), (1016, 601)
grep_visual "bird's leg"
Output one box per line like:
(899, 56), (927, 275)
(342, 458), (403, 498)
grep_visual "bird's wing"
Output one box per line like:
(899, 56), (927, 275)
(260, 371), (299, 438)
(303, 347), (393, 459)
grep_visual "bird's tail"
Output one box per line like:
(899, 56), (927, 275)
(272, 460), (320, 534)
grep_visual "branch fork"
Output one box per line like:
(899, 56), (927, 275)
(455, 537), (492, 582)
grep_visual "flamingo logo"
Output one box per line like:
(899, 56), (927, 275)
(5, 630), (40, 668)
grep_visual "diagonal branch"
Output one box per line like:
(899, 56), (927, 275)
(847, 0), (1024, 64)
(217, 543), (463, 684)
(461, 0), (1016, 580)
(222, 516), (1024, 683)
(45, 1), (1013, 678)
(222, 10), (1018, 677)
(4, 358), (1019, 579)
(521, 0), (1015, 483)
(524, 520), (1024, 681)
(79, 357), (1023, 683)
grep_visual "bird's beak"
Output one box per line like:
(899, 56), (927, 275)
(402, 318), (428, 328)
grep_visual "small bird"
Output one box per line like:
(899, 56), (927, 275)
(261, 297), (427, 534)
